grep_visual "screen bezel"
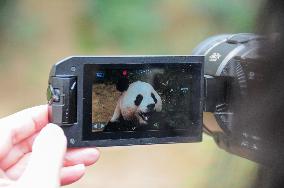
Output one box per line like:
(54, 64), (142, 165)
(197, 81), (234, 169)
(82, 59), (203, 143)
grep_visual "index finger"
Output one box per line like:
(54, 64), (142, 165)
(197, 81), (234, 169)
(0, 105), (49, 161)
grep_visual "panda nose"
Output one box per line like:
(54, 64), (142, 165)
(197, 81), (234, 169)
(147, 104), (155, 111)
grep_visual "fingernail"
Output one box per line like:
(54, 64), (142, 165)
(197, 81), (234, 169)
(82, 148), (100, 166)
(86, 148), (100, 159)
(46, 123), (65, 136)
(74, 164), (85, 171)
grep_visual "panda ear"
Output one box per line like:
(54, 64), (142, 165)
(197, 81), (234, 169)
(116, 78), (129, 92)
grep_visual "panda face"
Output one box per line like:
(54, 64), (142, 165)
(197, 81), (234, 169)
(120, 81), (162, 125)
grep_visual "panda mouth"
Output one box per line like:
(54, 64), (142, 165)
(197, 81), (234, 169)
(139, 112), (152, 122)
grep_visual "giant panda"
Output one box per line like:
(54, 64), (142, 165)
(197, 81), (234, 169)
(104, 80), (162, 131)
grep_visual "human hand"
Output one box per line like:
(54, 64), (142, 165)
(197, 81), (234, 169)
(0, 105), (100, 188)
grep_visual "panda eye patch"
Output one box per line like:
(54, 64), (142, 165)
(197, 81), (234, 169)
(134, 94), (143, 106)
(151, 93), (158, 104)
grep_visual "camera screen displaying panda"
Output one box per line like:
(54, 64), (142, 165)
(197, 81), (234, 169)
(89, 63), (202, 141)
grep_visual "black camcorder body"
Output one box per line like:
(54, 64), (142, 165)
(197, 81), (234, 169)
(48, 33), (271, 164)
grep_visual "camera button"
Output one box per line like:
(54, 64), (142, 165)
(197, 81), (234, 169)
(47, 85), (60, 104)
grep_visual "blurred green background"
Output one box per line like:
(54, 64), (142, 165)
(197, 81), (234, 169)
(0, 0), (262, 187)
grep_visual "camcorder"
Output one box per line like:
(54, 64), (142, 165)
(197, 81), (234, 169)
(47, 33), (268, 163)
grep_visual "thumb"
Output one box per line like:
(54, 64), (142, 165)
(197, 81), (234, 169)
(18, 123), (67, 188)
